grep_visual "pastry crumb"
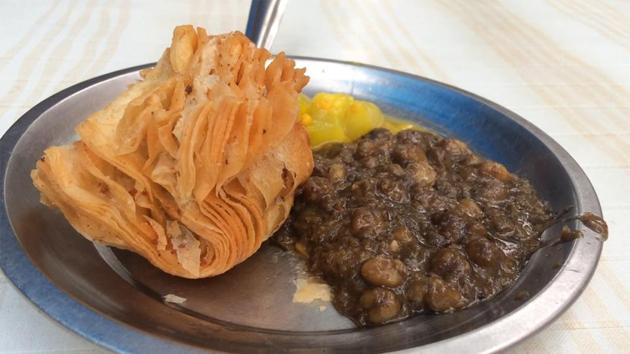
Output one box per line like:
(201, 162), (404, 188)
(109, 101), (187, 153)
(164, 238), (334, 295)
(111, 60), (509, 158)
(163, 294), (187, 304)
(292, 277), (331, 303)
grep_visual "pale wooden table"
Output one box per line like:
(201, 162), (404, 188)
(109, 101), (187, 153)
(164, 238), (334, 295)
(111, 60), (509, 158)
(1, 1), (628, 353)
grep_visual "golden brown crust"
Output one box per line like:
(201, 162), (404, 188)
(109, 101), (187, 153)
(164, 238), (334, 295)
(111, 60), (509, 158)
(31, 26), (312, 278)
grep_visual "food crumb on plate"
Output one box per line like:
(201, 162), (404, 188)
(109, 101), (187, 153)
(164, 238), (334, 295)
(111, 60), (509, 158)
(163, 294), (187, 304)
(292, 276), (331, 303)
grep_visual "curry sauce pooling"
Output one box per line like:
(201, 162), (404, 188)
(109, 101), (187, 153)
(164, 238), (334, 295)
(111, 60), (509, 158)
(275, 128), (553, 326)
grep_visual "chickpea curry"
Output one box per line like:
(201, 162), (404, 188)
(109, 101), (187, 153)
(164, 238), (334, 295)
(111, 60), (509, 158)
(276, 95), (554, 326)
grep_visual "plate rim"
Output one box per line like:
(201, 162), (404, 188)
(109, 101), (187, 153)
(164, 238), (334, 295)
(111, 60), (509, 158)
(0, 57), (603, 354)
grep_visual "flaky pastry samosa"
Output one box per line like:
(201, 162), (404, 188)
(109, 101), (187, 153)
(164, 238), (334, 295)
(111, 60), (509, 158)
(32, 26), (313, 278)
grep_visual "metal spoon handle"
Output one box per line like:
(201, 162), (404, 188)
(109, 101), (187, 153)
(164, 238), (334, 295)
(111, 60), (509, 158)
(245, 0), (288, 50)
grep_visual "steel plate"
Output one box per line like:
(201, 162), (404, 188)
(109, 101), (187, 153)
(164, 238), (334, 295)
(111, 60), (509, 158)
(0, 58), (603, 353)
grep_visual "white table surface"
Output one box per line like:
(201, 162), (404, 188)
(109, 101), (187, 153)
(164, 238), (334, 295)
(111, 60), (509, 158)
(1, 0), (628, 353)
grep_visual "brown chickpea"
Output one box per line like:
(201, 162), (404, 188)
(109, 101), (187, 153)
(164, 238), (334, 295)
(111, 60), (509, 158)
(477, 179), (508, 201)
(454, 198), (483, 219)
(327, 163), (346, 183)
(430, 248), (471, 280)
(426, 275), (465, 312)
(466, 237), (502, 268)
(351, 207), (383, 238)
(441, 138), (472, 159)
(387, 163), (406, 177)
(359, 287), (402, 324)
(361, 257), (407, 287)
(389, 240), (401, 253)
(392, 143), (427, 165)
(393, 226), (414, 244)
(479, 161), (513, 182)
(406, 276), (429, 305)
(408, 162), (437, 187)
